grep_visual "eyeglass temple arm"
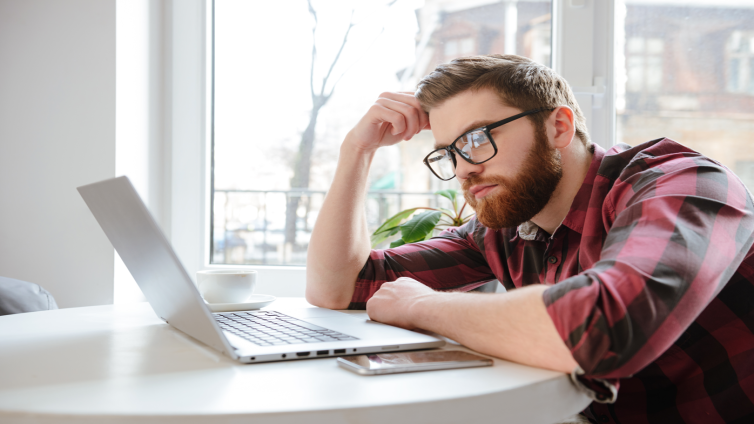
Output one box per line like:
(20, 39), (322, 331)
(485, 108), (554, 131)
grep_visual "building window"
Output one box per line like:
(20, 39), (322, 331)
(444, 36), (475, 58)
(626, 36), (663, 93)
(727, 31), (754, 94)
(523, 15), (551, 67)
(617, 3), (754, 203)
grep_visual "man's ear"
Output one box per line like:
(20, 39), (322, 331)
(548, 106), (575, 150)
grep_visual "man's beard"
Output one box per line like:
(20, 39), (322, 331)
(462, 127), (563, 230)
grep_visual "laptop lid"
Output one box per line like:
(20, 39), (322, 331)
(77, 176), (238, 359)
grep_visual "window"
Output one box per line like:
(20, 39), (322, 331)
(625, 37), (663, 93)
(524, 14), (551, 67)
(616, 2), (754, 194)
(444, 37), (475, 57)
(727, 31), (754, 94)
(213, 0), (552, 266)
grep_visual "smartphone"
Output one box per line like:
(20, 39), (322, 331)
(336, 350), (493, 375)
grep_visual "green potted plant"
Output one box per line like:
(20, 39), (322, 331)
(371, 189), (472, 248)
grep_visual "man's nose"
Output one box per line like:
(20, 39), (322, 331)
(454, 159), (483, 180)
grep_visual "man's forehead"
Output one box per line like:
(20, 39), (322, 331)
(428, 91), (517, 147)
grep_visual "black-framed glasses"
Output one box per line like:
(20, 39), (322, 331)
(422, 108), (553, 181)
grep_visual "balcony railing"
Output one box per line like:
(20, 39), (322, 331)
(212, 188), (461, 266)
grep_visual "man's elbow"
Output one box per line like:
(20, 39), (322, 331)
(305, 265), (358, 309)
(305, 287), (352, 310)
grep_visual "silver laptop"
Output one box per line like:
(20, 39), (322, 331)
(78, 176), (444, 363)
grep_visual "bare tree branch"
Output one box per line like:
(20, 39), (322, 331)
(319, 9), (355, 97)
(287, 0), (403, 247)
(308, 0), (318, 100)
(325, 26), (386, 99)
(322, 0), (400, 98)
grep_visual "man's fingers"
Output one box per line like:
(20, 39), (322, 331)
(394, 277), (417, 284)
(368, 103), (406, 136)
(375, 98), (421, 139)
(380, 91), (421, 108)
(377, 92), (429, 136)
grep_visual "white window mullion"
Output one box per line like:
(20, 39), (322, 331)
(168, 0), (211, 280)
(553, 0), (616, 148)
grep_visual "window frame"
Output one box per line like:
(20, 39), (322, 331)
(169, 0), (618, 291)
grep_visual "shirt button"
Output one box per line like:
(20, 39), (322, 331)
(547, 256), (558, 264)
(600, 415), (609, 422)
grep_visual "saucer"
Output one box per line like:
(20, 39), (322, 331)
(205, 294), (276, 312)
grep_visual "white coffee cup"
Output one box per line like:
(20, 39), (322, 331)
(196, 269), (257, 304)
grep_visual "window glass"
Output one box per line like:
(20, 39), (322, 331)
(616, 1), (754, 194)
(726, 31), (754, 94)
(214, 0), (552, 265)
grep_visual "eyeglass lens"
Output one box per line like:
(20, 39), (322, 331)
(426, 149), (456, 180)
(456, 130), (494, 162)
(426, 129), (495, 180)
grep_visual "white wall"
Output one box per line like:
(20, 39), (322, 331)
(0, 0), (117, 308)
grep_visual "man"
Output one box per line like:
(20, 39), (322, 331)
(306, 54), (754, 423)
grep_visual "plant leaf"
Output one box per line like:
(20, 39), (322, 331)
(370, 226), (400, 248)
(435, 189), (457, 206)
(399, 210), (442, 243)
(372, 207), (421, 236)
(389, 239), (406, 248)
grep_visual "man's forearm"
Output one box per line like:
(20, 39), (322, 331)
(305, 141), (375, 309)
(408, 285), (578, 373)
(306, 92), (430, 309)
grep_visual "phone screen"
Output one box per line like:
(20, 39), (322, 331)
(337, 350), (493, 375)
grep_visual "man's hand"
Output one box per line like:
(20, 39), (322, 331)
(366, 277), (437, 329)
(345, 92), (431, 154)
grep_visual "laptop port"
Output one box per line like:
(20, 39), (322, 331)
(296, 352), (311, 357)
(333, 349), (346, 354)
(316, 350), (329, 356)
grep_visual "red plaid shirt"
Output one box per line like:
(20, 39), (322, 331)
(351, 138), (754, 423)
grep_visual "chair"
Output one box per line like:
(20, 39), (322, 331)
(0, 276), (58, 315)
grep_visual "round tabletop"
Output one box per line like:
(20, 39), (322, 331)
(0, 299), (591, 424)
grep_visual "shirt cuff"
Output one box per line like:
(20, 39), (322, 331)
(568, 365), (619, 404)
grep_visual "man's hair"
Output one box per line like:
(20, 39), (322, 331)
(415, 54), (590, 146)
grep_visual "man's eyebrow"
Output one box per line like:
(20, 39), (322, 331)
(433, 119), (497, 149)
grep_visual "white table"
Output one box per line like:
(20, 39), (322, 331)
(0, 298), (591, 424)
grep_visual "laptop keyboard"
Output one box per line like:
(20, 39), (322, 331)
(214, 310), (359, 346)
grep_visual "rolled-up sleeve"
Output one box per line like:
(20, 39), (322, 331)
(349, 218), (495, 309)
(543, 154), (754, 399)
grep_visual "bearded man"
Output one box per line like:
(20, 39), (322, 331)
(306, 54), (754, 423)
